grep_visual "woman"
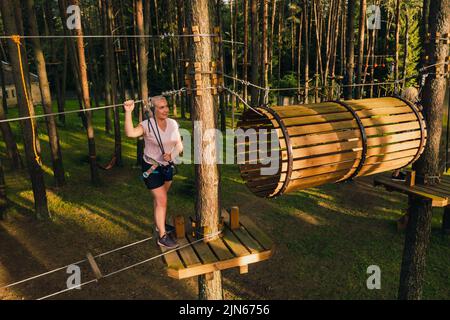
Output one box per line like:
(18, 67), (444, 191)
(124, 96), (183, 249)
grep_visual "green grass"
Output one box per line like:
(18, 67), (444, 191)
(0, 100), (449, 300)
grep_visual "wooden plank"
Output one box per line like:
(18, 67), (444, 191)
(290, 161), (356, 180)
(186, 233), (218, 264)
(364, 122), (421, 136)
(222, 227), (252, 257)
(287, 120), (359, 136)
(222, 214), (265, 254)
(374, 176), (448, 206)
(285, 171), (348, 192)
(291, 140), (361, 159)
(367, 131), (422, 147)
(239, 215), (274, 250)
(169, 250), (274, 280)
(289, 129), (360, 148)
(367, 140), (421, 156)
(361, 114), (417, 127)
(207, 237), (234, 260)
(160, 246), (185, 270)
(355, 106), (413, 117)
(283, 112), (355, 127)
(358, 157), (412, 176)
(177, 238), (202, 268)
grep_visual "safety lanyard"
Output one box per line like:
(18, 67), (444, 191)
(147, 112), (166, 158)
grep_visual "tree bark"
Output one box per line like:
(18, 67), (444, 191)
(0, 49), (23, 169)
(344, 0), (356, 99)
(303, 0), (309, 103)
(187, 0), (223, 300)
(43, 1), (66, 125)
(250, 0), (259, 106)
(25, 0), (66, 187)
(69, 0), (100, 185)
(394, 0), (401, 94)
(399, 0), (449, 300)
(355, 0), (366, 99)
(106, 0), (123, 167)
(135, 0), (148, 167)
(402, 10), (409, 89)
(259, 0), (269, 106)
(243, 0), (249, 105)
(0, 0), (49, 219)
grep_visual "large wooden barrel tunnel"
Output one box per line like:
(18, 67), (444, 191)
(237, 97), (427, 198)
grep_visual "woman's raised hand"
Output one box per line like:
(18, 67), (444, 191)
(124, 100), (135, 113)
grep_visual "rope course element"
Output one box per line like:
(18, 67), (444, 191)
(34, 230), (223, 300)
(0, 236), (153, 290)
(0, 33), (218, 40)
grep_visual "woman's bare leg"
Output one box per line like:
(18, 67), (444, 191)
(151, 186), (168, 238)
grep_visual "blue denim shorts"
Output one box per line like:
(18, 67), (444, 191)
(142, 161), (174, 190)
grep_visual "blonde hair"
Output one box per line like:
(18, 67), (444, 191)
(401, 87), (419, 103)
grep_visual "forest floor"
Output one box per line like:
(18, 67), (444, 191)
(0, 101), (449, 300)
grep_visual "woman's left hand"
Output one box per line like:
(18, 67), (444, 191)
(163, 153), (172, 162)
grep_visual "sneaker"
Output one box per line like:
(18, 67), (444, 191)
(391, 171), (407, 182)
(157, 233), (179, 249)
(155, 223), (176, 234)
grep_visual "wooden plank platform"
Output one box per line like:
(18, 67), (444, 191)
(373, 173), (450, 207)
(159, 209), (274, 280)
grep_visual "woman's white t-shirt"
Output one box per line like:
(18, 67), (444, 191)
(140, 118), (183, 165)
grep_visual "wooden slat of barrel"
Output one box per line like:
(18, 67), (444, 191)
(365, 122), (420, 136)
(290, 140), (361, 159)
(367, 140), (421, 156)
(283, 112), (355, 127)
(284, 171), (351, 193)
(277, 105), (413, 120)
(287, 120), (360, 136)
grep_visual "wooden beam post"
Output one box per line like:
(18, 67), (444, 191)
(230, 206), (240, 230)
(174, 215), (186, 239)
(405, 171), (416, 187)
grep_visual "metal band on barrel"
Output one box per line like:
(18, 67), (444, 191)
(395, 97), (427, 168)
(260, 106), (294, 197)
(333, 100), (368, 181)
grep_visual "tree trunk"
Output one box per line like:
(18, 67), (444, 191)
(135, 0), (148, 167)
(43, 1), (66, 125)
(394, 0), (400, 94)
(402, 10), (409, 89)
(154, 0), (163, 72)
(303, 0), (309, 103)
(0, 157), (6, 218)
(216, 0), (226, 131)
(250, 0), (259, 106)
(0, 49), (23, 169)
(398, 0), (449, 300)
(259, 0), (269, 106)
(243, 0), (249, 105)
(187, 0), (223, 300)
(0, 0), (49, 219)
(344, 0), (356, 100)
(106, 0), (123, 167)
(70, 0), (100, 185)
(355, 0), (366, 99)
(25, 0), (66, 188)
